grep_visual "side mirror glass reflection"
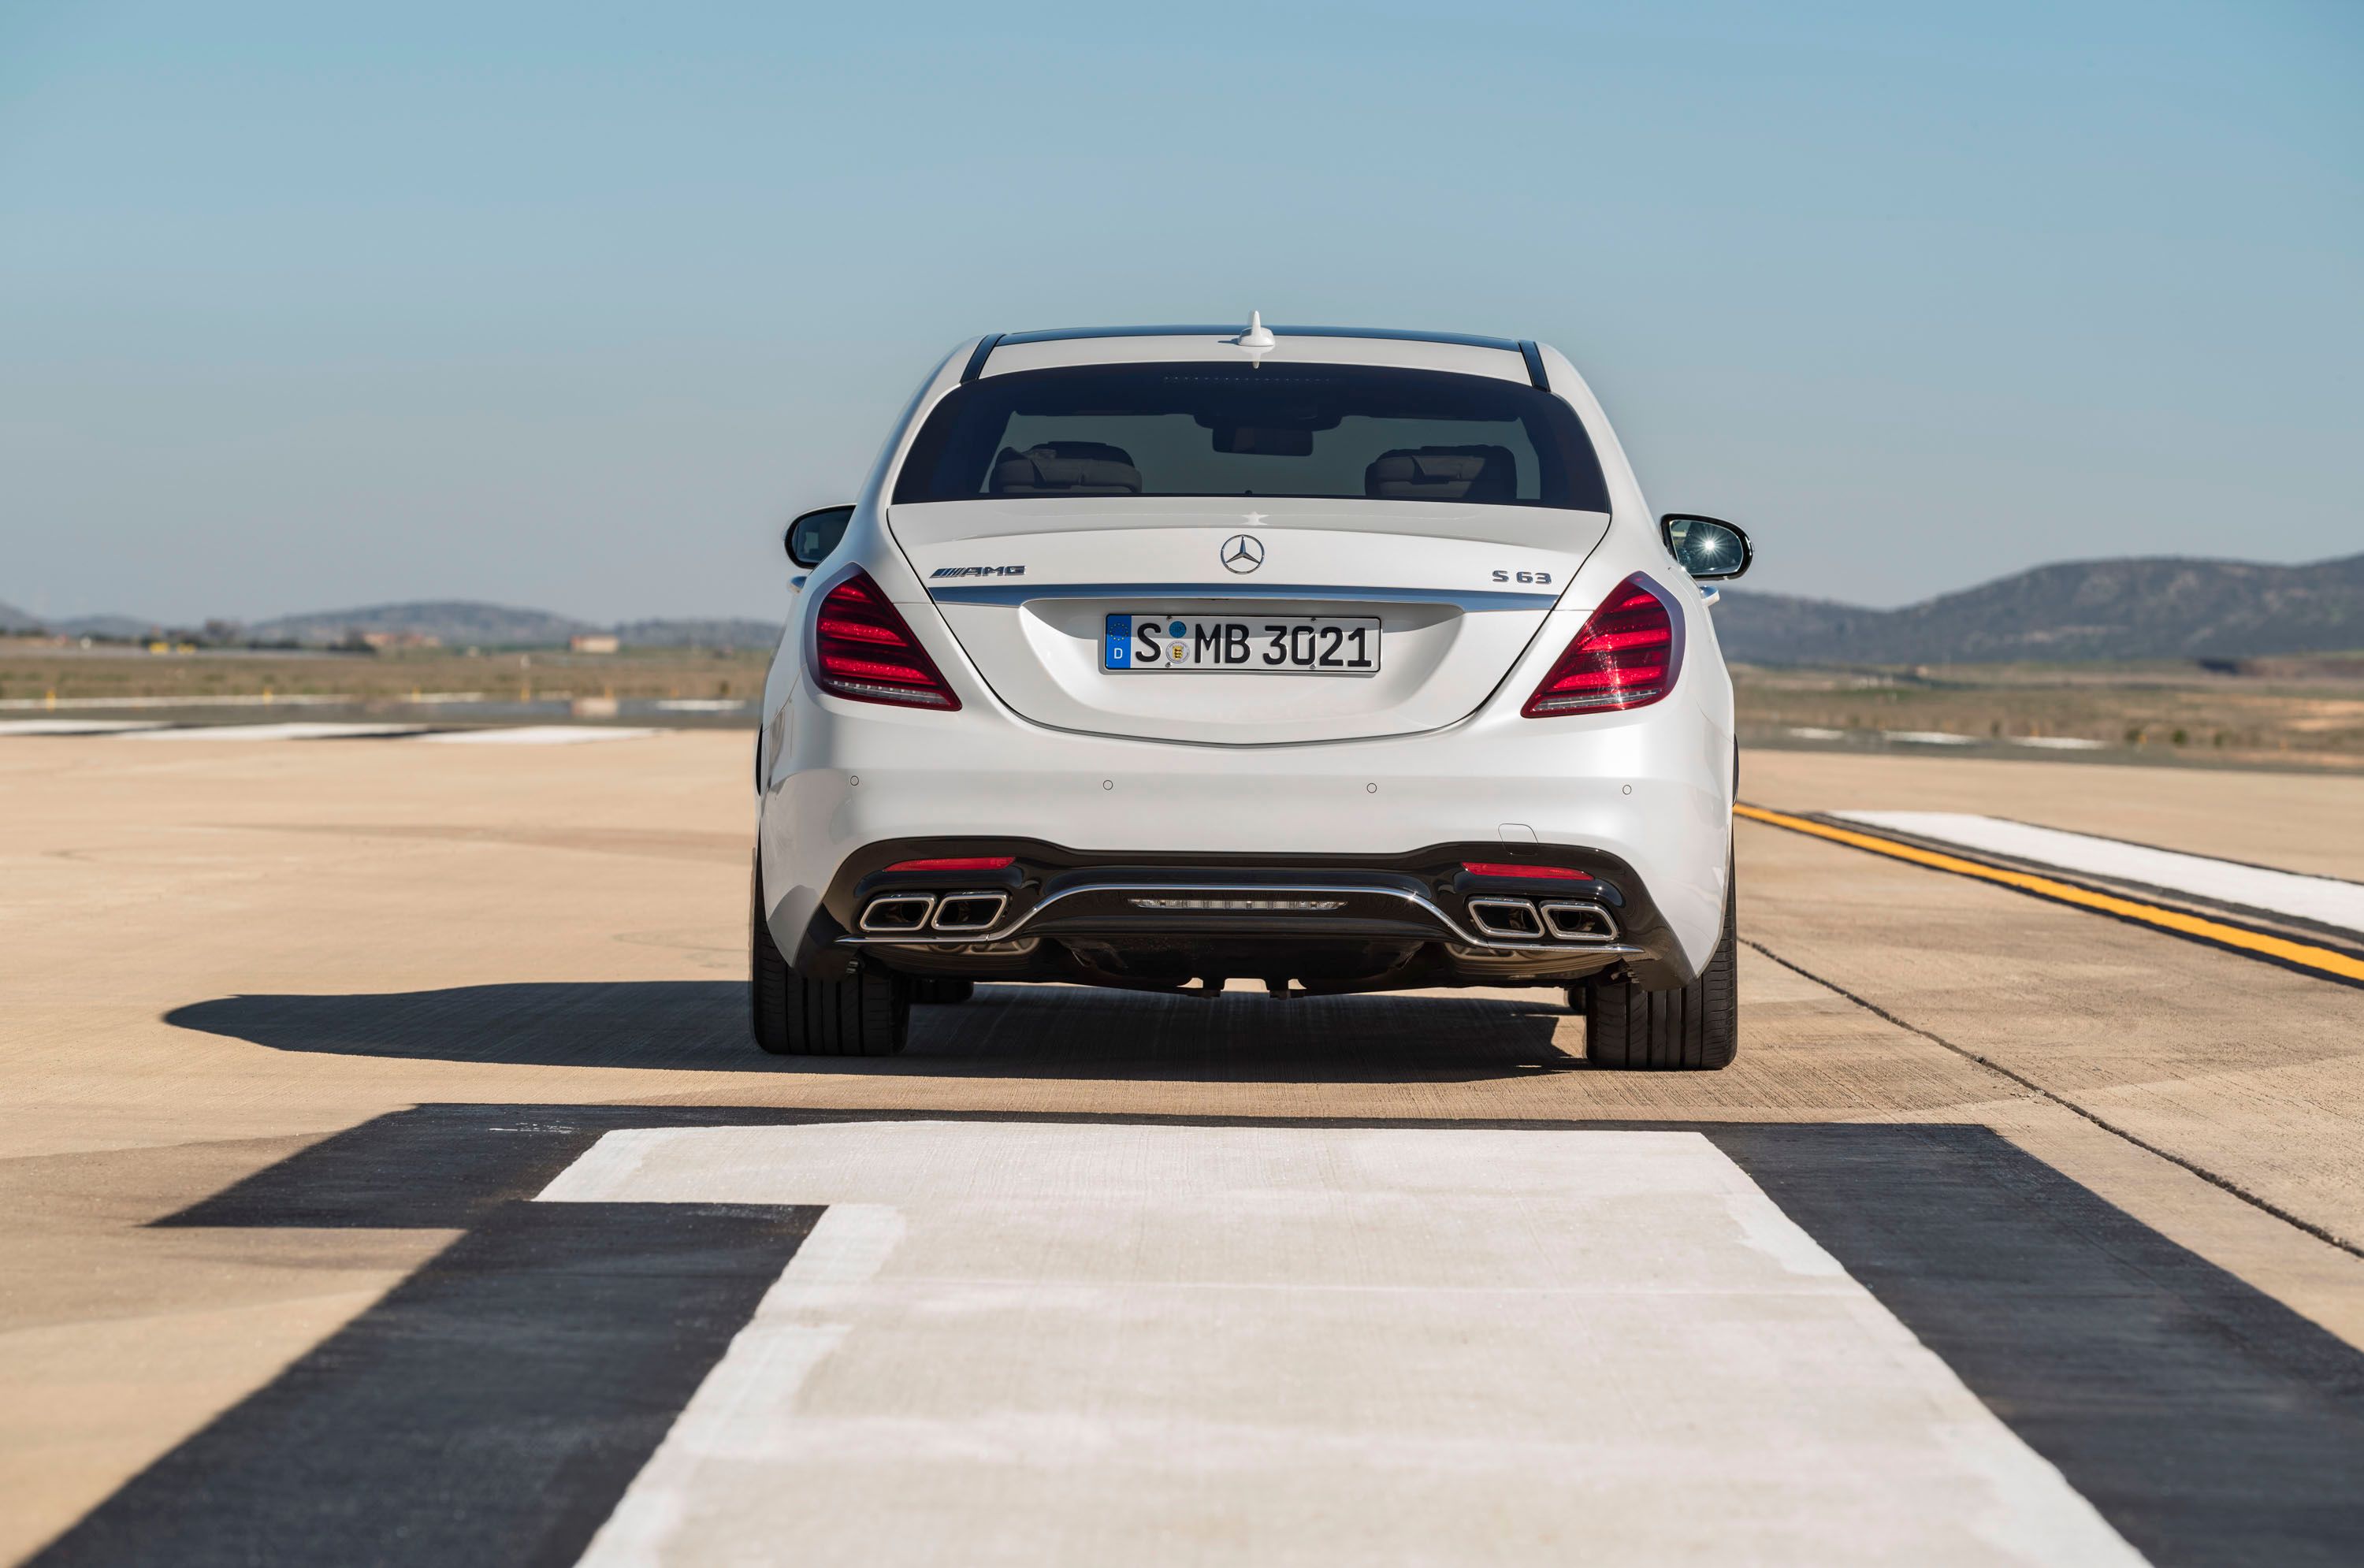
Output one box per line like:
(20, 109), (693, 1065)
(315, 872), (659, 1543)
(786, 505), (856, 569)
(1660, 514), (1753, 581)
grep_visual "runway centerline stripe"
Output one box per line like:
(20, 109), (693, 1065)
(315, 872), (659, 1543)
(542, 1121), (2145, 1566)
(1735, 802), (2364, 987)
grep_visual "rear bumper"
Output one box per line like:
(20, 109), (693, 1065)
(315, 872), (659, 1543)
(758, 693), (1733, 988)
(795, 839), (1670, 990)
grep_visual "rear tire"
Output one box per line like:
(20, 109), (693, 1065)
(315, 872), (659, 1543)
(751, 858), (911, 1057)
(1578, 865), (1738, 1070)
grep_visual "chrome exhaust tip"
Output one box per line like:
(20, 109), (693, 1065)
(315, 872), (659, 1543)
(859, 893), (937, 934)
(932, 891), (1009, 933)
(1466, 897), (1544, 940)
(1539, 901), (1620, 942)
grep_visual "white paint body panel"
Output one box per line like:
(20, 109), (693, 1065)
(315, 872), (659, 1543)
(548, 1121), (2145, 1567)
(758, 331), (1737, 975)
(898, 497), (1604, 745)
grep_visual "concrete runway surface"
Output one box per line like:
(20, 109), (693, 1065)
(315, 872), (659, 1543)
(3, 733), (2362, 1565)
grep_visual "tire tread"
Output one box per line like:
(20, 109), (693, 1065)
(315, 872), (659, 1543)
(1581, 865), (1738, 1071)
(750, 858), (909, 1057)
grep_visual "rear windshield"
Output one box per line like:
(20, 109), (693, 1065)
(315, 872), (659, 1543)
(892, 362), (1612, 511)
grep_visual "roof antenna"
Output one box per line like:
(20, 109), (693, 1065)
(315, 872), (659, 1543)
(1231, 310), (1276, 366)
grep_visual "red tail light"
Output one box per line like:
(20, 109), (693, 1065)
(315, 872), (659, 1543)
(808, 570), (961, 710)
(886, 856), (1013, 872)
(1522, 574), (1681, 717)
(1461, 862), (1593, 880)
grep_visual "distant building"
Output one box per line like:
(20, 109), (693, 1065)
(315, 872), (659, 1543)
(571, 634), (621, 655)
(360, 630), (442, 651)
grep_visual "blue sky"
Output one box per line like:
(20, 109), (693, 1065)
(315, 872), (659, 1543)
(3, 0), (2358, 622)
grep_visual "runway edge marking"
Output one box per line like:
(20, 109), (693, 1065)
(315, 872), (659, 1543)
(1734, 802), (2364, 989)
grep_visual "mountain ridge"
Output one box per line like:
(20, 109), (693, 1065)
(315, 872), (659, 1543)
(2, 598), (781, 649)
(11, 552), (2360, 662)
(1717, 552), (2364, 663)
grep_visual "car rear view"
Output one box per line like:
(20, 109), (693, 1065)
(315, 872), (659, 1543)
(754, 321), (1750, 1066)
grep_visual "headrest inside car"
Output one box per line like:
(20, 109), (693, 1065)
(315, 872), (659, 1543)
(1364, 444), (1518, 502)
(989, 443), (1143, 496)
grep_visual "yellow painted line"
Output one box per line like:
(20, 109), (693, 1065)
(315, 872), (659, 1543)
(1734, 802), (2364, 986)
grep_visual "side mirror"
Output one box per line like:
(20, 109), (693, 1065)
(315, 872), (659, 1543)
(786, 505), (856, 569)
(1660, 514), (1753, 581)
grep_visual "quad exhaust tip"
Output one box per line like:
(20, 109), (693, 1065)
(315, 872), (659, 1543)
(1540, 900), (1619, 942)
(859, 890), (1010, 935)
(862, 887), (1611, 946)
(931, 891), (1009, 933)
(858, 893), (936, 934)
(1466, 897), (1544, 940)
(1466, 896), (1620, 944)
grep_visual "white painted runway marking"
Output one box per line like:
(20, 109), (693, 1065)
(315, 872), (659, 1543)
(0, 721), (671, 745)
(116, 721), (430, 741)
(541, 1122), (2145, 1566)
(0, 693), (354, 710)
(414, 725), (663, 745)
(1834, 809), (2364, 934)
(0, 718), (169, 735)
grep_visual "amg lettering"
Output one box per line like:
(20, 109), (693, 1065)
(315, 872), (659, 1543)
(930, 565), (1028, 578)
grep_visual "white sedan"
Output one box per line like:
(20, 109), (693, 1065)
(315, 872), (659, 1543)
(753, 318), (1753, 1065)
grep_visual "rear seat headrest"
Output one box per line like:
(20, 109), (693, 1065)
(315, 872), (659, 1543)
(1365, 444), (1518, 502)
(989, 443), (1143, 496)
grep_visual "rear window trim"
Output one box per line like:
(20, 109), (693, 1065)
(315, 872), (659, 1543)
(893, 361), (1611, 512)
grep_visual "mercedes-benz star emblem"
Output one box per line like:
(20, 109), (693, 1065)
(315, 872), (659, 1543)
(1220, 533), (1266, 574)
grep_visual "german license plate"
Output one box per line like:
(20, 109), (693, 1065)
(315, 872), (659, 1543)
(1103, 615), (1381, 674)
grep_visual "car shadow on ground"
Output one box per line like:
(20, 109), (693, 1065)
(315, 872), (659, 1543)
(164, 980), (1584, 1081)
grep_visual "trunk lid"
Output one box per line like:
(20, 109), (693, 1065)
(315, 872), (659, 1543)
(889, 497), (1609, 745)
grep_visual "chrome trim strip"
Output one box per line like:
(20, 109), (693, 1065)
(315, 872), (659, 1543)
(838, 879), (1638, 954)
(927, 581), (1559, 611)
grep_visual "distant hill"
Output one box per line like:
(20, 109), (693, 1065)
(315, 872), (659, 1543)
(25, 549), (2358, 662)
(245, 600), (598, 647)
(54, 613), (165, 641)
(612, 617), (780, 649)
(235, 602), (779, 649)
(6, 596), (781, 648)
(1718, 552), (2364, 664)
(0, 602), (169, 639)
